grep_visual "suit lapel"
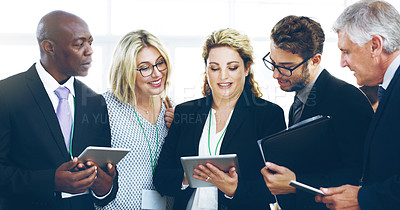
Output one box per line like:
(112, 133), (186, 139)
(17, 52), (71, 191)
(25, 65), (71, 160)
(189, 96), (212, 155)
(301, 69), (329, 120)
(72, 79), (82, 157)
(190, 92), (250, 155)
(362, 65), (400, 177)
(220, 90), (251, 153)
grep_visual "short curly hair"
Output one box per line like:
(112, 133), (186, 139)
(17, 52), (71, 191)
(271, 15), (325, 59)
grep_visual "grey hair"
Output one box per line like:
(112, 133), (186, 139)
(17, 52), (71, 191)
(333, 0), (400, 54)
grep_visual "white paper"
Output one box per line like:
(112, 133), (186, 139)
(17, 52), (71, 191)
(141, 189), (166, 210)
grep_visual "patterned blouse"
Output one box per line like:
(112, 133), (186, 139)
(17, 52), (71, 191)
(97, 91), (173, 209)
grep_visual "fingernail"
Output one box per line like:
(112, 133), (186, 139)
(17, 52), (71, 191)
(266, 162), (271, 167)
(321, 188), (328, 193)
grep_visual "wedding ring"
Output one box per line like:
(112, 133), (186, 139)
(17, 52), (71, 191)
(205, 176), (210, 182)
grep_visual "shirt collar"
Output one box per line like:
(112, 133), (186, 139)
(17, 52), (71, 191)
(381, 54), (400, 90)
(36, 60), (75, 97)
(296, 66), (323, 104)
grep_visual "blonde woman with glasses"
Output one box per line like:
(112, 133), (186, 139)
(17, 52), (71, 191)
(97, 30), (174, 210)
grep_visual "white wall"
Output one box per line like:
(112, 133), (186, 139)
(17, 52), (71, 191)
(1, 0), (399, 118)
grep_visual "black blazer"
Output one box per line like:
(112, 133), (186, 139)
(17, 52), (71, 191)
(358, 65), (400, 209)
(279, 70), (373, 210)
(0, 64), (118, 210)
(153, 88), (286, 210)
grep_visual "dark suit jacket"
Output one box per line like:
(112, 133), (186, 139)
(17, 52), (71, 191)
(0, 64), (118, 210)
(358, 65), (400, 209)
(279, 70), (373, 210)
(153, 88), (286, 210)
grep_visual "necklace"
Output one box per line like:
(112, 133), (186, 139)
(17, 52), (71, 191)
(136, 105), (149, 115)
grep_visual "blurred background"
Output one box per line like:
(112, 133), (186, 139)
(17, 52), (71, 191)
(1, 0), (399, 118)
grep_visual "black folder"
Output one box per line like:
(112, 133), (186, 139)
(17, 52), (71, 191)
(258, 115), (336, 174)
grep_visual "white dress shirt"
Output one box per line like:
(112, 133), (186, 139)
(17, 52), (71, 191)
(381, 54), (400, 90)
(35, 61), (110, 199)
(35, 61), (75, 120)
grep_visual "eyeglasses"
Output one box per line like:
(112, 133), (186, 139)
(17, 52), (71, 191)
(136, 56), (168, 77)
(263, 52), (312, 77)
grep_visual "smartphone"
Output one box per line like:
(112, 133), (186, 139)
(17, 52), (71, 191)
(289, 180), (325, 196)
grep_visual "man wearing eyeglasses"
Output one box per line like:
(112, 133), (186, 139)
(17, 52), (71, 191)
(260, 15), (373, 210)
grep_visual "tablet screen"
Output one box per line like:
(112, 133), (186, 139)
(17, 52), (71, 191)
(180, 154), (239, 188)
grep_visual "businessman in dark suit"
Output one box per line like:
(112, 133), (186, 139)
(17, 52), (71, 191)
(316, 1), (400, 209)
(260, 15), (373, 210)
(0, 10), (117, 210)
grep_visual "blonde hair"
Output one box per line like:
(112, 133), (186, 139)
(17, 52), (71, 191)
(109, 30), (171, 105)
(201, 28), (262, 97)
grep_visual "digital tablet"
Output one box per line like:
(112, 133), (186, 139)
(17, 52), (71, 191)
(78, 146), (130, 168)
(289, 180), (325, 196)
(180, 154), (240, 188)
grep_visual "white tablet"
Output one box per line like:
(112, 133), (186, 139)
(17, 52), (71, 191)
(289, 180), (325, 196)
(78, 146), (130, 168)
(180, 154), (240, 188)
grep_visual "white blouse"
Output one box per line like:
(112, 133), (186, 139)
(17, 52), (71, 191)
(97, 91), (173, 210)
(187, 108), (233, 210)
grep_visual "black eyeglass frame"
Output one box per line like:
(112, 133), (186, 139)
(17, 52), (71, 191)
(262, 52), (312, 77)
(136, 55), (168, 77)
